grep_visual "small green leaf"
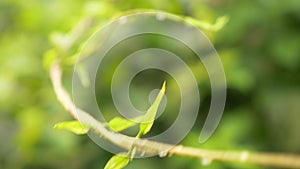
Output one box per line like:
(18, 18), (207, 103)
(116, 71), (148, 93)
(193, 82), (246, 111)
(108, 117), (138, 132)
(213, 16), (229, 31)
(43, 49), (57, 69)
(50, 32), (70, 51)
(185, 15), (229, 32)
(137, 81), (166, 137)
(54, 121), (90, 135)
(104, 154), (129, 169)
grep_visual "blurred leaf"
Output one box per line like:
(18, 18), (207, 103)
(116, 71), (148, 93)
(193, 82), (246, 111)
(16, 108), (45, 151)
(269, 35), (300, 69)
(185, 16), (229, 32)
(43, 49), (57, 69)
(213, 16), (230, 31)
(137, 81), (166, 137)
(104, 154), (129, 169)
(219, 49), (255, 92)
(50, 18), (93, 52)
(50, 32), (69, 51)
(54, 121), (90, 135)
(108, 117), (138, 132)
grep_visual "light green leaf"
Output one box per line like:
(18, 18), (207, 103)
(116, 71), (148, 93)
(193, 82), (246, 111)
(108, 117), (138, 132)
(213, 16), (229, 31)
(137, 81), (166, 137)
(185, 15), (229, 32)
(43, 49), (57, 69)
(104, 154), (129, 169)
(54, 121), (90, 135)
(50, 32), (70, 51)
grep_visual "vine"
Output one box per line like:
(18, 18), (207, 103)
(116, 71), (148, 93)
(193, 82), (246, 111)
(47, 10), (300, 169)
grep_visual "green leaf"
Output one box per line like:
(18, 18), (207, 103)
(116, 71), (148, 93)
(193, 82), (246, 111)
(104, 154), (129, 169)
(137, 81), (166, 137)
(50, 32), (70, 51)
(185, 15), (229, 32)
(213, 16), (229, 31)
(108, 117), (138, 132)
(43, 49), (57, 70)
(54, 121), (90, 135)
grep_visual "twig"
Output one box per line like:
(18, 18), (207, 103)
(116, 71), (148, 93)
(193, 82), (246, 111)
(50, 60), (300, 168)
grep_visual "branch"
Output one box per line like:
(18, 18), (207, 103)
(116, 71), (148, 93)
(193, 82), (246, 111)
(50, 60), (300, 168)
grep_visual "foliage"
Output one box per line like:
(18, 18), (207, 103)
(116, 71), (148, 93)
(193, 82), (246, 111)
(54, 121), (90, 135)
(104, 154), (129, 169)
(55, 81), (166, 168)
(0, 0), (300, 169)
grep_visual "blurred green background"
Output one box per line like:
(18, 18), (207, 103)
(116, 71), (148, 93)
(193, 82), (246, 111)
(0, 0), (300, 169)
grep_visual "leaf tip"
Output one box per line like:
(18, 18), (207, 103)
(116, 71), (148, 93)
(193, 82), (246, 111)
(214, 15), (229, 31)
(104, 154), (130, 169)
(53, 121), (90, 135)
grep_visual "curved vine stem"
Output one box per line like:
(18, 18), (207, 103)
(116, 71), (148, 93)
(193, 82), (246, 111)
(50, 60), (300, 168)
